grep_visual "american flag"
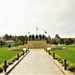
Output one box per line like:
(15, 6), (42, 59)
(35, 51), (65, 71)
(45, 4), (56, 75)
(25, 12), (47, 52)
(28, 31), (30, 34)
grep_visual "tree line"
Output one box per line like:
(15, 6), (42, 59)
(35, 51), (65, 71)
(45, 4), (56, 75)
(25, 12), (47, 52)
(0, 34), (28, 47)
(46, 34), (75, 45)
(0, 34), (75, 47)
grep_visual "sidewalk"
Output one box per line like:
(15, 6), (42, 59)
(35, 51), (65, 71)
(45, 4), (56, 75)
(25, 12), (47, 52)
(8, 49), (64, 75)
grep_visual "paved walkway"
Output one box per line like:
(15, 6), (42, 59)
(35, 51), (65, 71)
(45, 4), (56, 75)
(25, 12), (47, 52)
(9, 49), (64, 75)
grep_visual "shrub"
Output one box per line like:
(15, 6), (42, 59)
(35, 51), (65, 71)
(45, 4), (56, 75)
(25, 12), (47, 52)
(55, 54), (64, 65)
(56, 55), (62, 61)
(15, 57), (18, 60)
(12, 56), (17, 62)
(0, 66), (3, 73)
(15, 57), (19, 60)
(8, 61), (13, 65)
(66, 62), (70, 67)
(68, 64), (75, 72)
(59, 59), (63, 64)
(50, 51), (53, 56)
(19, 52), (23, 57)
(8, 56), (17, 65)
(12, 59), (16, 62)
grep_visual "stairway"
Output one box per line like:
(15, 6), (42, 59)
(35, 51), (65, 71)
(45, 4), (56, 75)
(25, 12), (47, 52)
(25, 41), (47, 49)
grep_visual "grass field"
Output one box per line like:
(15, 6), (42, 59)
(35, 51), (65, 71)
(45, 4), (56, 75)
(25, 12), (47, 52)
(0, 47), (22, 64)
(52, 46), (75, 64)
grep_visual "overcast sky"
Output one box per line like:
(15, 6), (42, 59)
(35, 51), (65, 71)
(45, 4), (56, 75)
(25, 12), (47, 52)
(0, 0), (75, 38)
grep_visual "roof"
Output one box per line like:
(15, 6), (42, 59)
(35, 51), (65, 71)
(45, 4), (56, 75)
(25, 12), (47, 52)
(62, 38), (75, 40)
(6, 40), (15, 43)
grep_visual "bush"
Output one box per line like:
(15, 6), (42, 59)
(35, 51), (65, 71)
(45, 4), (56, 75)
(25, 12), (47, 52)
(15, 56), (18, 60)
(15, 57), (19, 60)
(68, 64), (75, 72)
(24, 49), (27, 53)
(59, 59), (63, 64)
(50, 51), (53, 56)
(8, 56), (17, 65)
(66, 62), (70, 67)
(55, 54), (64, 65)
(19, 52), (23, 57)
(12, 59), (16, 62)
(56, 55), (62, 61)
(8, 61), (13, 65)
(0, 66), (3, 73)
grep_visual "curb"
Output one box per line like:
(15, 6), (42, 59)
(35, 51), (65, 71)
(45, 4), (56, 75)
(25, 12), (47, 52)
(46, 51), (74, 75)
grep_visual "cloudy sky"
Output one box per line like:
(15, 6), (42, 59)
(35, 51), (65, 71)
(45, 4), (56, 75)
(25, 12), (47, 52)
(0, 0), (75, 38)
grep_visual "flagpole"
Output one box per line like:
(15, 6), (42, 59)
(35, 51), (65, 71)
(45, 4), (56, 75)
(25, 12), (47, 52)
(36, 27), (37, 35)
(28, 30), (30, 41)
(36, 26), (38, 35)
(44, 30), (45, 35)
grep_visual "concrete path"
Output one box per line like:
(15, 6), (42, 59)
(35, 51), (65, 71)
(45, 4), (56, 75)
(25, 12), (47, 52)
(9, 49), (64, 75)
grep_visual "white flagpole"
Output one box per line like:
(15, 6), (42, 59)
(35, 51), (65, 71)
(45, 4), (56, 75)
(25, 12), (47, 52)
(36, 26), (38, 35)
(28, 30), (30, 41)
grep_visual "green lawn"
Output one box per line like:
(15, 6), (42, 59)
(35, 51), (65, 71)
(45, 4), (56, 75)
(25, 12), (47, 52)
(0, 47), (22, 64)
(52, 46), (75, 64)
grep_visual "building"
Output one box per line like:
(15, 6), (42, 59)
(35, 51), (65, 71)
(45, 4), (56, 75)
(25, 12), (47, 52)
(6, 40), (15, 46)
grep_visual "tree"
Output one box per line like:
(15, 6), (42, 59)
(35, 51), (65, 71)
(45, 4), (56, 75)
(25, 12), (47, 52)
(42, 35), (46, 40)
(32, 34), (35, 40)
(51, 38), (57, 45)
(39, 35), (42, 40)
(25, 35), (28, 44)
(29, 35), (32, 41)
(64, 40), (69, 45)
(18, 36), (25, 45)
(3, 34), (15, 41)
(68, 38), (73, 44)
(46, 35), (51, 44)
(9, 35), (13, 39)
(3, 34), (9, 40)
(59, 38), (64, 44)
(64, 38), (73, 45)
(36, 35), (38, 40)
(73, 39), (75, 44)
(55, 34), (60, 38)
(16, 39), (23, 45)
(15, 37), (22, 45)
(0, 40), (6, 48)
(55, 34), (61, 44)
